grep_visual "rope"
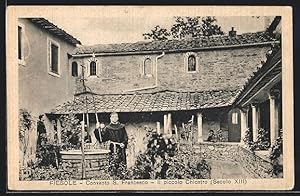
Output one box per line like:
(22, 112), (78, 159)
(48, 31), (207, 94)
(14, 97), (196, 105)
(108, 141), (123, 153)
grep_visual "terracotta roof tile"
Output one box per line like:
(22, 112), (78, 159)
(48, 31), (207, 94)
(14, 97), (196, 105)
(28, 18), (81, 46)
(51, 89), (240, 114)
(72, 31), (278, 55)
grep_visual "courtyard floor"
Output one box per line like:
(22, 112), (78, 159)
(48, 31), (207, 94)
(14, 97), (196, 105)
(208, 160), (251, 179)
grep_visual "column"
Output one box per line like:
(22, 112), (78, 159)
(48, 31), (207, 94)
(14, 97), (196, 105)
(163, 114), (168, 134)
(56, 119), (62, 144)
(240, 108), (248, 144)
(44, 116), (54, 143)
(269, 93), (279, 145)
(156, 121), (161, 134)
(251, 104), (259, 142)
(86, 113), (89, 128)
(167, 113), (172, 135)
(197, 113), (203, 143)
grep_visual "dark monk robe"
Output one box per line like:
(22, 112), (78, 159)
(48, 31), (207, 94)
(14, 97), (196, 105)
(94, 122), (128, 165)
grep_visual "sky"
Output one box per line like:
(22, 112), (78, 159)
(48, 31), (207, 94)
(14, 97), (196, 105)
(45, 14), (274, 45)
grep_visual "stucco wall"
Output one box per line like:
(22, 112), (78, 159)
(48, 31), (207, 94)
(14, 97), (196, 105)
(18, 18), (77, 162)
(18, 18), (77, 117)
(72, 46), (270, 94)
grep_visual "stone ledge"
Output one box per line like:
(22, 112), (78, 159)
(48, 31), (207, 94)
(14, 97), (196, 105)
(185, 143), (275, 178)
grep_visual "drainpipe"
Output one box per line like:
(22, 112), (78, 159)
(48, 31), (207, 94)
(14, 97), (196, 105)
(124, 51), (165, 92)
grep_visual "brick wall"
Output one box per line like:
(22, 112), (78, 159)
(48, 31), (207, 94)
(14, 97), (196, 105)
(72, 46), (270, 94)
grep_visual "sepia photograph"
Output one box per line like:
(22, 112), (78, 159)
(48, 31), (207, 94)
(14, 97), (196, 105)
(6, 6), (293, 191)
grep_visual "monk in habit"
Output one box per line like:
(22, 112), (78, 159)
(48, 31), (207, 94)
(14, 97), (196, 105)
(94, 112), (128, 167)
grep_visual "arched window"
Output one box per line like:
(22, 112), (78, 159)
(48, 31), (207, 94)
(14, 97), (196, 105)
(187, 55), (196, 72)
(144, 58), (152, 76)
(90, 61), (97, 76)
(71, 61), (78, 77)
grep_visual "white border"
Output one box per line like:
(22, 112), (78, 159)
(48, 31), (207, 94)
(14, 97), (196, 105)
(6, 6), (294, 191)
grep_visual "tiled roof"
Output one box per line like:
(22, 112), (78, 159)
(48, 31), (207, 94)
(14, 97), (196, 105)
(72, 31), (278, 55)
(51, 89), (240, 114)
(29, 18), (81, 46)
(234, 44), (281, 106)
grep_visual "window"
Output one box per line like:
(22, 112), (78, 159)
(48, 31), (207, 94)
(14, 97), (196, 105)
(18, 26), (22, 60)
(185, 52), (198, 73)
(144, 58), (152, 76)
(71, 61), (78, 77)
(18, 23), (26, 65)
(232, 112), (238, 124)
(51, 44), (59, 74)
(188, 55), (196, 72)
(141, 56), (153, 77)
(90, 61), (97, 76)
(48, 38), (60, 77)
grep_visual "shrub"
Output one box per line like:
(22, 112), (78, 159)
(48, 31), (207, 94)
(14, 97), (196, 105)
(59, 114), (82, 150)
(20, 162), (78, 180)
(255, 128), (270, 150)
(243, 128), (270, 151)
(36, 143), (61, 168)
(124, 129), (211, 180)
(243, 128), (256, 151)
(165, 150), (211, 179)
(269, 129), (283, 177)
(269, 129), (283, 161)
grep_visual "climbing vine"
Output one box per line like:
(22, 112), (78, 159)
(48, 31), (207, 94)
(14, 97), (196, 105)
(19, 109), (35, 166)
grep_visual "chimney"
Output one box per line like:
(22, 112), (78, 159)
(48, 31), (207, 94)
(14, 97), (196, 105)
(229, 27), (237, 37)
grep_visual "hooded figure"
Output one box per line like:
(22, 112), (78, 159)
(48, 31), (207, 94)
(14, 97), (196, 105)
(94, 112), (128, 166)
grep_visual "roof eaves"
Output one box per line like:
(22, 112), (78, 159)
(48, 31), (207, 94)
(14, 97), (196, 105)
(71, 41), (279, 57)
(29, 18), (81, 46)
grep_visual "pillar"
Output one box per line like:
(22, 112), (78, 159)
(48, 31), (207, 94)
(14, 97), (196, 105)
(197, 113), (203, 143)
(156, 121), (161, 134)
(44, 116), (54, 143)
(269, 93), (279, 145)
(56, 119), (62, 144)
(167, 113), (172, 135)
(163, 114), (168, 134)
(251, 103), (259, 142)
(86, 113), (89, 128)
(240, 108), (248, 144)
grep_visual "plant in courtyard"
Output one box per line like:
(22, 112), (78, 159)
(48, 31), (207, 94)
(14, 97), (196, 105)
(269, 129), (283, 177)
(254, 128), (270, 150)
(243, 128), (256, 151)
(59, 114), (82, 150)
(243, 128), (270, 151)
(165, 150), (211, 179)
(125, 128), (211, 179)
(19, 109), (35, 166)
(107, 152), (128, 180)
(20, 162), (78, 180)
(36, 143), (61, 168)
